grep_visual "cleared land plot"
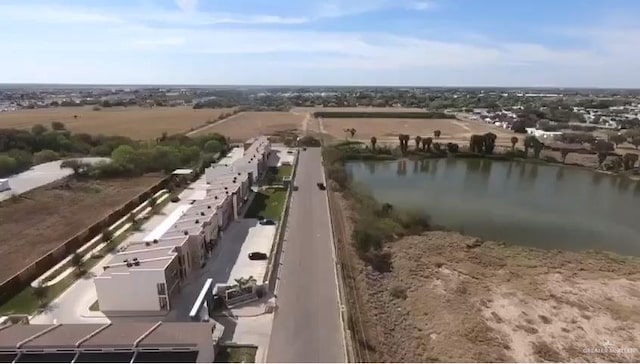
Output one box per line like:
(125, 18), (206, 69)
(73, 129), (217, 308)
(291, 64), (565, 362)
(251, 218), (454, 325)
(0, 175), (161, 283)
(0, 106), (235, 139)
(191, 112), (304, 141)
(320, 117), (519, 146)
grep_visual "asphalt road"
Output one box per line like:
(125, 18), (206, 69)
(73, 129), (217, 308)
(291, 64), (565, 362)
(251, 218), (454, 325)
(267, 147), (346, 363)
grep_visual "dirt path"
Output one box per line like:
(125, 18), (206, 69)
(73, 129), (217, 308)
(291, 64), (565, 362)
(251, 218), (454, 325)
(334, 193), (640, 363)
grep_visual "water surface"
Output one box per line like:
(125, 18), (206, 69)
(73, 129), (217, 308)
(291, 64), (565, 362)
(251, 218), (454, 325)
(346, 158), (640, 256)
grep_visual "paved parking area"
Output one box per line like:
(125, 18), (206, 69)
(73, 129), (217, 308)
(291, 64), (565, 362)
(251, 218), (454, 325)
(165, 219), (276, 321)
(268, 146), (296, 167)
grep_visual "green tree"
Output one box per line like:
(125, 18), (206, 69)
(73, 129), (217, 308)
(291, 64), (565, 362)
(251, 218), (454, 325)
(111, 145), (137, 165)
(60, 159), (90, 177)
(102, 229), (113, 243)
(609, 134), (627, 147)
(560, 149), (570, 164)
(631, 136), (640, 150)
(31, 124), (48, 135)
(510, 136), (519, 152)
(434, 130), (441, 139)
(370, 136), (377, 150)
(203, 140), (223, 154)
(349, 128), (356, 138)
(51, 121), (66, 131)
(0, 155), (17, 176)
(33, 149), (60, 165)
(414, 135), (422, 150)
(422, 137), (433, 152)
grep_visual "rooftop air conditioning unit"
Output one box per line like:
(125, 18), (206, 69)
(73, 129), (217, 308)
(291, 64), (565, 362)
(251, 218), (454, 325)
(145, 242), (151, 246)
(195, 219), (200, 224)
(200, 212), (205, 216)
(126, 262), (133, 267)
(183, 230), (189, 235)
(153, 239), (159, 244)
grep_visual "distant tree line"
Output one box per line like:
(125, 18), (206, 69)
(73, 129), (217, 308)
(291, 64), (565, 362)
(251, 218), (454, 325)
(0, 122), (228, 178)
(313, 111), (455, 119)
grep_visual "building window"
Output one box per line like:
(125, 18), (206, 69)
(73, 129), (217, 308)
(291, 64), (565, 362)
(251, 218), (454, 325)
(157, 283), (166, 295)
(159, 297), (168, 310)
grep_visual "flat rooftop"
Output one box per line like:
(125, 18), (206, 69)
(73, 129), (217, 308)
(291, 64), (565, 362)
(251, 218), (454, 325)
(216, 147), (244, 166)
(0, 322), (216, 363)
(143, 204), (192, 242)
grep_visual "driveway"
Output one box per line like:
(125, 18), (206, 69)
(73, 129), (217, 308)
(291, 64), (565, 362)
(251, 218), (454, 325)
(267, 147), (346, 362)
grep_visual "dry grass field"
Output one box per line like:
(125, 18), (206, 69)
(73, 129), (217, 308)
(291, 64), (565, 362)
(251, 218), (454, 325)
(0, 106), (235, 139)
(319, 117), (519, 146)
(191, 111), (305, 141)
(0, 175), (161, 282)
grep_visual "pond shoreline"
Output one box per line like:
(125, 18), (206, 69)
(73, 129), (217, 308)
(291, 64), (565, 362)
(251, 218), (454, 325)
(347, 150), (640, 181)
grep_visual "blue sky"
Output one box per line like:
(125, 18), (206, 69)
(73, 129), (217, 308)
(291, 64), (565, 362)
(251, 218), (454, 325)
(0, 0), (639, 87)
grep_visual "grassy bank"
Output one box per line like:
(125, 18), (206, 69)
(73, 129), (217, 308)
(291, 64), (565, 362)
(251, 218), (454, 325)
(244, 187), (287, 220)
(323, 143), (432, 268)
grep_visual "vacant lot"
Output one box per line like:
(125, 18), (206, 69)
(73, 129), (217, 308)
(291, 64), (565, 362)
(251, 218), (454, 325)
(192, 112), (304, 141)
(0, 175), (161, 282)
(0, 106), (235, 139)
(335, 194), (640, 362)
(319, 117), (518, 146)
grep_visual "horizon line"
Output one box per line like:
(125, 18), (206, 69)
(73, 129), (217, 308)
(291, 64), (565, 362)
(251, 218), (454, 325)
(1, 83), (639, 91)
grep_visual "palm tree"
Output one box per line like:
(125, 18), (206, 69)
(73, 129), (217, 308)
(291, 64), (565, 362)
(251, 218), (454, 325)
(510, 136), (519, 152)
(414, 136), (422, 150)
(370, 136), (377, 150)
(424, 137), (433, 152)
(434, 130), (441, 139)
(560, 149), (570, 164)
(350, 128), (356, 138)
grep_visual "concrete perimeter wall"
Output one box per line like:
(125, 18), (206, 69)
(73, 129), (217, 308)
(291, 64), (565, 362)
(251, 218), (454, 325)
(0, 176), (172, 304)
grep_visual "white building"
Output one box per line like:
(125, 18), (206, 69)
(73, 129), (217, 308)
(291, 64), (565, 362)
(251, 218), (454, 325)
(94, 136), (271, 313)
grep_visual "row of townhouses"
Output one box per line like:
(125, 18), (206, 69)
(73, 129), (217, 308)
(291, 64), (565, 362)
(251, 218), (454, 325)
(94, 137), (271, 313)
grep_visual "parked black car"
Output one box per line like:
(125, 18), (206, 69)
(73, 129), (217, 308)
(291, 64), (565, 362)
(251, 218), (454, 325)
(249, 252), (268, 260)
(259, 219), (276, 226)
(317, 182), (326, 190)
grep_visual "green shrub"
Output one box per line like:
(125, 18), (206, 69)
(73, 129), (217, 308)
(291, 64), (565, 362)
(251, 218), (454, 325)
(32, 149), (60, 165)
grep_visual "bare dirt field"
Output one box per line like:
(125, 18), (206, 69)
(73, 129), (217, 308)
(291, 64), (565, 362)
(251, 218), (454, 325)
(0, 175), (161, 282)
(191, 111), (305, 141)
(319, 117), (519, 147)
(0, 106), (235, 139)
(335, 193), (640, 363)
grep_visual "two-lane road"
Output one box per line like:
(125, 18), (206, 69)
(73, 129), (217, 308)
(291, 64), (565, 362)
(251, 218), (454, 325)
(267, 147), (346, 363)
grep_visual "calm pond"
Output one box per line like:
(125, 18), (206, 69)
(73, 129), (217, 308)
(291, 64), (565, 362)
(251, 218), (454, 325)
(346, 158), (640, 256)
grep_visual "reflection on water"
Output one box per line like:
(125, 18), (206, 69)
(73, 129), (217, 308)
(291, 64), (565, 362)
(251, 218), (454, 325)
(346, 158), (640, 256)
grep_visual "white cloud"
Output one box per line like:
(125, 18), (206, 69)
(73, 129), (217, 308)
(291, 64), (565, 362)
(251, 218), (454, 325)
(0, 3), (123, 24)
(410, 1), (435, 11)
(176, 0), (199, 12)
